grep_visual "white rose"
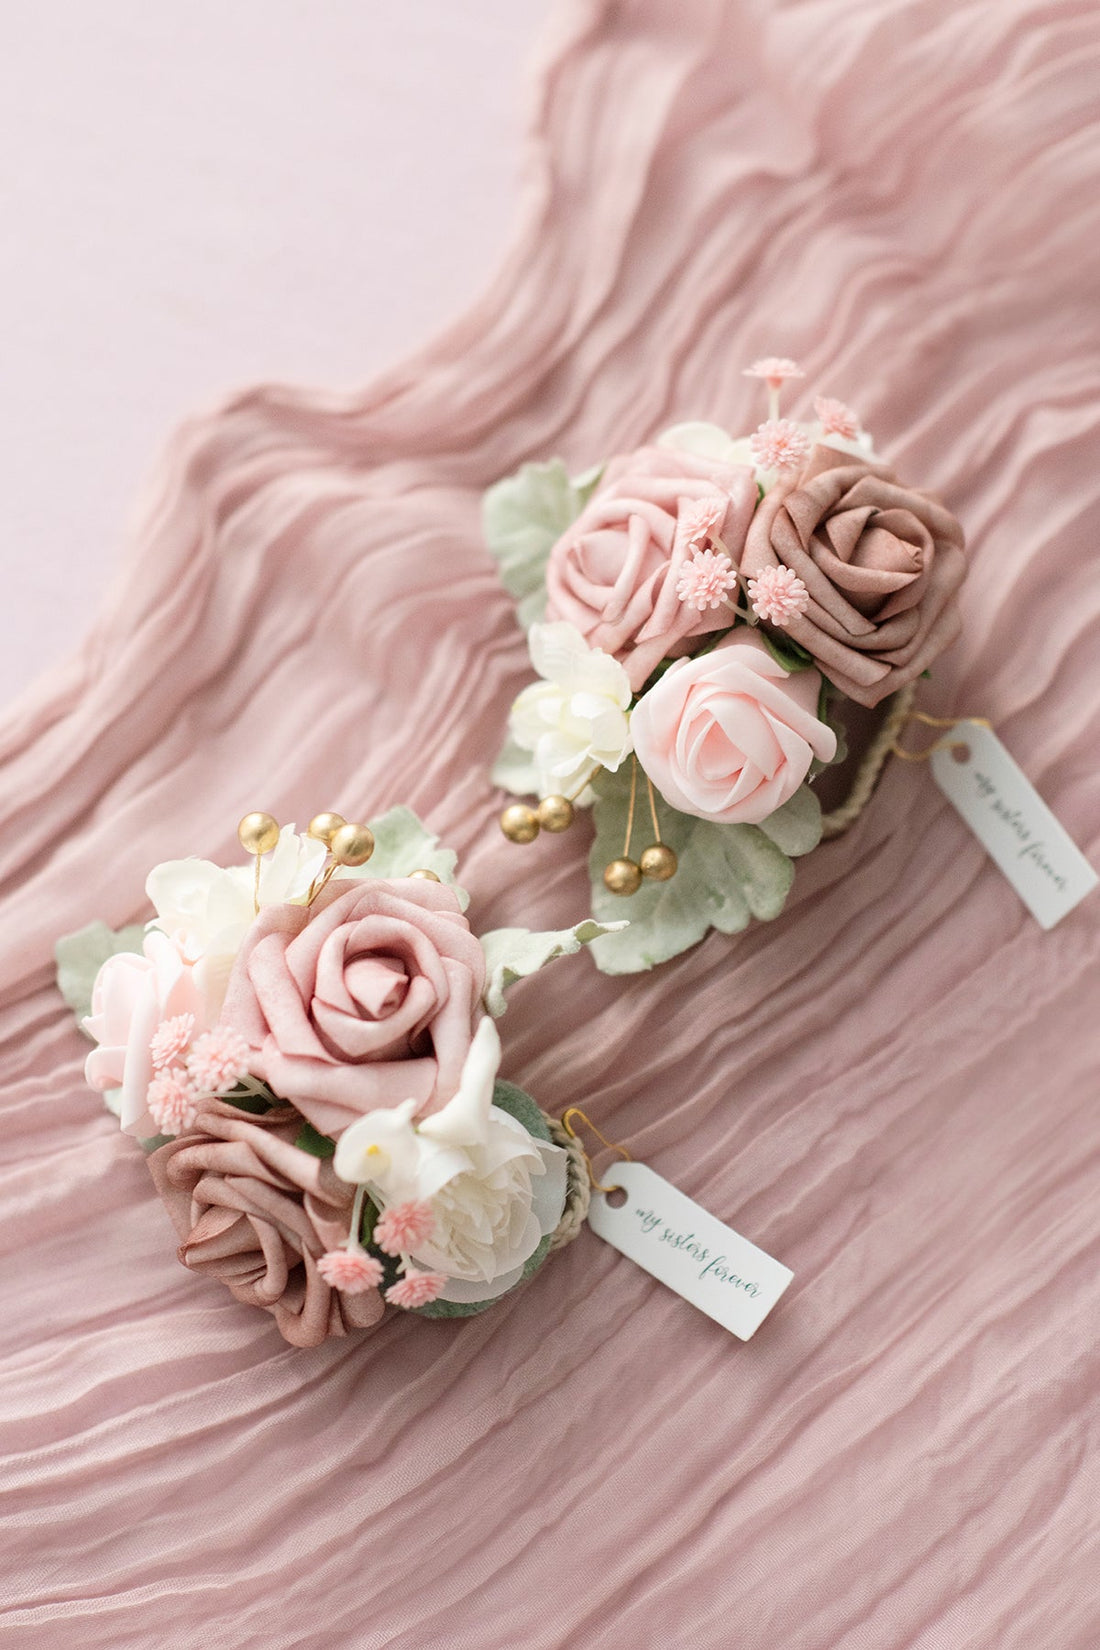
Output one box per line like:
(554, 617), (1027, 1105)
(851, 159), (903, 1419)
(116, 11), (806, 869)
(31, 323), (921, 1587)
(334, 1019), (566, 1304)
(144, 824), (327, 1012)
(509, 621), (633, 799)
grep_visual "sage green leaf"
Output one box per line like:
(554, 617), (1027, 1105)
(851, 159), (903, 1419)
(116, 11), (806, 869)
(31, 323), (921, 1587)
(415, 1080), (554, 1318)
(55, 921), (147, 1029)
(586, 768), (797, 974)
(490, 733), (540, 800)
(352, 806), (468, 909)
(756, 785), (823, 857)
(479, 918), (626, 1017)
(482, 459), (592, 627)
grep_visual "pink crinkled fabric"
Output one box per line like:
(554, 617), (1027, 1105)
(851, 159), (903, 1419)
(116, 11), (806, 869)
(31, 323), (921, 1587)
(2, 2), (1099, 1647)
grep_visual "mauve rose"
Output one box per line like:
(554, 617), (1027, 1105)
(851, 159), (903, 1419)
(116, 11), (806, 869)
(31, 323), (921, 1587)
(148, 1101), (383, 1347)
(740, 445), (966, 708)
(220, 878), (487, 1138)
(631, 629), (836, 825)
(545, 446), (758, 692)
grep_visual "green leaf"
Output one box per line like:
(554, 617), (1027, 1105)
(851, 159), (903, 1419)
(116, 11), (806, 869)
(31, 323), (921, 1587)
(479, 917), (626, 1016)
(482, 459), (591, 628)
(55, 921), (148, 1028)
(414, 1080), (554, 1318)
(294, 1121), (336, 1157)
(353, 806), (469, 909)
(223, 1089), (274, 1115)
(586, 768), (800, 974)
(757, 627), (815, 673)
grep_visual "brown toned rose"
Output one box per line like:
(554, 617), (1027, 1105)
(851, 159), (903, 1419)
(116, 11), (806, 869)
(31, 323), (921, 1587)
(740, 445), (966, 707)
(148, 1100), (384, 1348)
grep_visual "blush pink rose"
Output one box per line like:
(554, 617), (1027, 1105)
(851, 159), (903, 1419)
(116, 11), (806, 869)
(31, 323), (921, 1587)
(148, 1101), (384, 1347)
(84, 930), (210, 1137)
(740, 445), (966, 707)
(631, 629), (837, 825)
(544, 446), (757, 692)
(220, 878), (487, 1138)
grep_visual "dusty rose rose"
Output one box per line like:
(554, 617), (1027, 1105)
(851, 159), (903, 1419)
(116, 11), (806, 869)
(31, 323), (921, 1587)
(740, 445), (966, 707)
(148, 1101), (383, 1347)
(220, 878), (487, 1138)
(631, 629), (836, 825)
(545, 446), (757, 692)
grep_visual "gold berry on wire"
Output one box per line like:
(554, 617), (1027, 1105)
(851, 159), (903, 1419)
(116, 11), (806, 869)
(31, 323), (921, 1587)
(330, 822), (375, 866)
(409, 868), (441, 881)
(639, 843), (677, 881)
(307, 811), (346, 845)
(238, 812), (280, 856)
(500, 803), (540, 844)
(603, 857), (642, 897)
(536, 795), (574, 833)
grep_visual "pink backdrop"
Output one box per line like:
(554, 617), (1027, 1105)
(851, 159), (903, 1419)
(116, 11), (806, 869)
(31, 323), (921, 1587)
(0, 1), (546, 706)
(2, 2), (1098, 1646)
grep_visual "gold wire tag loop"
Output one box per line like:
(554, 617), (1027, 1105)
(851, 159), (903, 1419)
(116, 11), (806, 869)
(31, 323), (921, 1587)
(560, 1107), (633, 1194)
(889, 711), (992, 763)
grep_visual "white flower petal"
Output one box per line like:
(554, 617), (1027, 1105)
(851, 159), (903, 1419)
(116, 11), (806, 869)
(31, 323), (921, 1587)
(419, 1019), (502, 1148)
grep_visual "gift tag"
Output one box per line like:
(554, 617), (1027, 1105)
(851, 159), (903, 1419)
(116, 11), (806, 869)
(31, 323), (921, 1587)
(586, 1160), (793, 1340)
(930, 722), (1097, 930)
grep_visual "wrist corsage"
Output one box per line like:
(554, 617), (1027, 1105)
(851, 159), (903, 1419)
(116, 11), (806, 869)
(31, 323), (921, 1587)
(56, 807), (615, 1345)
(487, 357), (966, 972)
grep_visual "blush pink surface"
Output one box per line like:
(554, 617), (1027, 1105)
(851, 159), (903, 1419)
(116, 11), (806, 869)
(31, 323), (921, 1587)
(2, 2), (1099, 1647)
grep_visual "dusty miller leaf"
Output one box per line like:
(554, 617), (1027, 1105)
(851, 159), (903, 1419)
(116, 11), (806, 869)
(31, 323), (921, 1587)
(480, 918), (625, 1016)
(482, 459), (597, 630)
(55, 921), (148, 1029)
(490, 734), (541, 800)
(586, 769), (805, 974)
(349, 806), (468, 910)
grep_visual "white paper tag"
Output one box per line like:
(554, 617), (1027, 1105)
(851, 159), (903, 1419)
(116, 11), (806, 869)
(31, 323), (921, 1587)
(586, 1161), (793, 1340)
(930, 722), (1098, 930)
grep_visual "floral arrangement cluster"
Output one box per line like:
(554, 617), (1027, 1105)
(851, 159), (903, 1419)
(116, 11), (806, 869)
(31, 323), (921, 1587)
(56, 807), (616, 1345)
(487, 358), (967, 973)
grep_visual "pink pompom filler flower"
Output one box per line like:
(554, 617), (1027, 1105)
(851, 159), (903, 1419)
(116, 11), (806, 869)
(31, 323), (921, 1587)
(814, 396), (860, 440)
(149, 1013), (195, 1071)
(374, 1200), (436, 1257)
(676, 548), (738, 612)
(186, 1027), (251, 1095)
(750, 420), (811, 473)
(747, 565), (811, 626)
(678, 495), (729, 556)
(317, 1248), (384, 1295)
(147, 1069), (200, 1134)
(743, 356), (804, 388)
(386, 1271), (448, 1310)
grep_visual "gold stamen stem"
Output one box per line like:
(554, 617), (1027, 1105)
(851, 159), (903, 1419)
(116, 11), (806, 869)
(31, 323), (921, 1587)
(308, 859), (341, 907)
(566, 765), (602, 804)
(253, 854), (262, 916)
(622, 756), (638, 860)
(645, 772), (661, 843)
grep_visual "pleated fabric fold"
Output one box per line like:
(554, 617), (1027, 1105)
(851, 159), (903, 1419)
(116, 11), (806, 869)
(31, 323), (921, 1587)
(1, 1), (1098, 1645)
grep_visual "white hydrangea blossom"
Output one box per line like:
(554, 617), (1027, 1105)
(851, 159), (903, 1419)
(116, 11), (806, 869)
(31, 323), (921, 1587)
(509, 621), (633, 799)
